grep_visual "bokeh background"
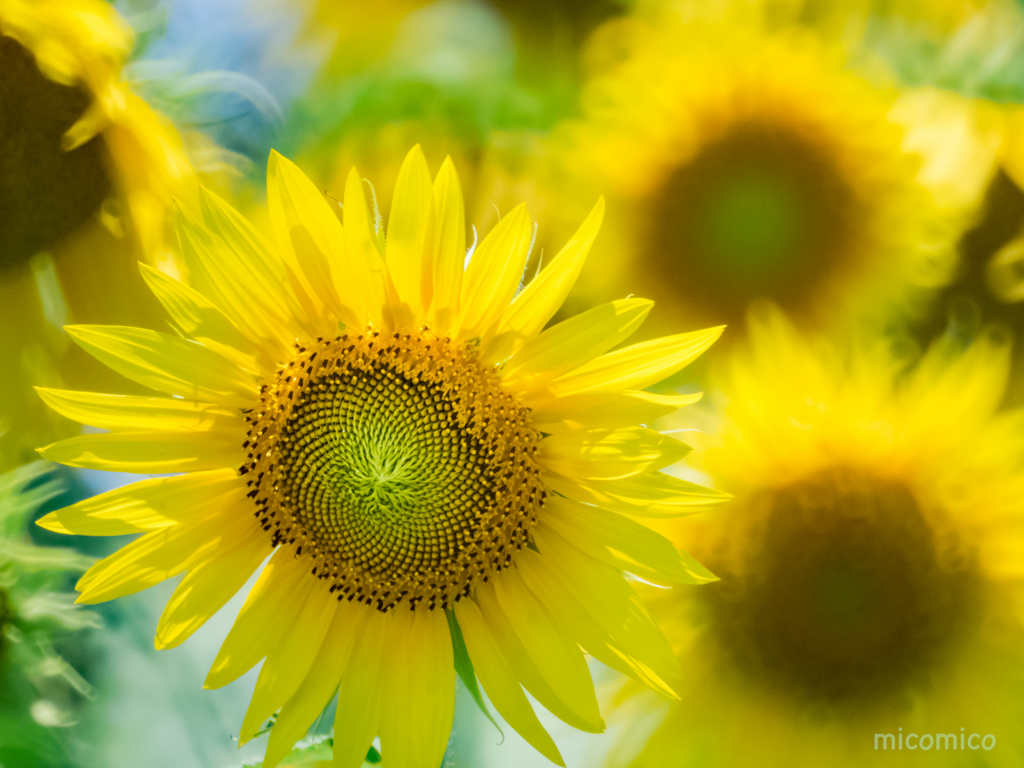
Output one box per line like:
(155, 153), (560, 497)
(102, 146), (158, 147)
(6, 0), (1024, 765)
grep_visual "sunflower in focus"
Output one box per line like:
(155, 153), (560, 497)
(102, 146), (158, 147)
(553, 7), (960, 337)
(34, 146), (727, 768)
(0, 0), (196, 468)
(607, 308), (1024, 768)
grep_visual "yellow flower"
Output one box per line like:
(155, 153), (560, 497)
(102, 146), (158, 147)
(0, 0), (193, 266)
(608, 307), (1024, 767)
(0, 0), (197, 469)
(35, 146), (727, 768)
(551, 7), (960, 336)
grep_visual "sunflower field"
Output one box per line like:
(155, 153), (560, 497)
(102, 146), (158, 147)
(3, 1), (1024, 767)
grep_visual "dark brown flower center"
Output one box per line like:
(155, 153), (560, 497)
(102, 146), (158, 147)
(705, 467), (979, 707)
(242, 330), (545, 612)
(644, 120), (863, 327)
(0, 35), (112, 271)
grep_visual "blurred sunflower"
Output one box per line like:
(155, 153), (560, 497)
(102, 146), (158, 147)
(0, 463), (99, 768)
(35, 146), (727, 768)
(871, 0), (1024, 404)
(607, 307), (1024, 768)
(552, 7), (960, 338)
(0, 0), (197, 468)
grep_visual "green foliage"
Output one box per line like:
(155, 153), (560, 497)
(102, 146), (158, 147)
(863, 3), (1024, 103)
(0, 463), (99, 768)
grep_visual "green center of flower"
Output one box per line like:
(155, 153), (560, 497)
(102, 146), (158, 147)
(705, 467), (978, 708)
(243, 331), (544, 612)
(647, 120), (861, 323)
(0, 36), (112, 271)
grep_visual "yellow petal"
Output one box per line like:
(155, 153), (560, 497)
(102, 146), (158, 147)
(456, 204), (532, 340)
(426, 157), (466, 335)
(332, 609), (386, 768)
(532, 524), (682, 694)
(539, 427), (691, 481)
(155, 531), (272, 650)
(262, 604), (367, 768)
(455, 599), (565, 766)
(514, 545), (678, 699)
(542, 469), (730, 517)
(35, 388), (237, 433)
(502, 298), (653, 391)
(473, 581), (604, 734)
(139, 263), (262, 371)
(75, 504), (252, 604)
(205, 548), (311, 689)
(343, 166), (396, 328)
(544, 495), (716, 584)
(66, 325), (256, 408)
(489, 198), (604, 356)
(529, 390), (702, 433)
(173, 200), (298, 354)
(38, 430), (242, 473)
(266, 150), (348, 325)
(534, 326), (725, 402)
(488, 569), (604, 731)
(36, 469), (240, 536)
(386, 145), (434, 320)
(239, 578), (339, 744)
(379, 608), (454, 768)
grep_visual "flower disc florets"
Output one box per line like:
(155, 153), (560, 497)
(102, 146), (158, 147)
(242, 329), (544, 612)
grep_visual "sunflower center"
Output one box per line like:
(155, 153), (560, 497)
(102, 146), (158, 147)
(646, 120), (861, 322)
(0, 35), (112, 271)
(242, 330), (544, 612)
(706, 467), (978, 707)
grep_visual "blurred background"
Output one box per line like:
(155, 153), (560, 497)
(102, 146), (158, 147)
(5, 0), (1024, 765)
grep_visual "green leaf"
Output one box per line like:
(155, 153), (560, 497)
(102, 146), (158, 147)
(446, 608), (503, 737)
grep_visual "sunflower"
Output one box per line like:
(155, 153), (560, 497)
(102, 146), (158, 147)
(551, 6), (960, 338)
(607, 307), (1024, 768)
(35, 146), (727, 768)
(0, 463), (99, 767)
(0, 0), (197, 469)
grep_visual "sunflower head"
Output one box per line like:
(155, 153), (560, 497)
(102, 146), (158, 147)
(0, 0), (193, 270)
(550, 7), (961, 338)
(36, 145), (727, 768)
(609, 307), (1024, 767)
